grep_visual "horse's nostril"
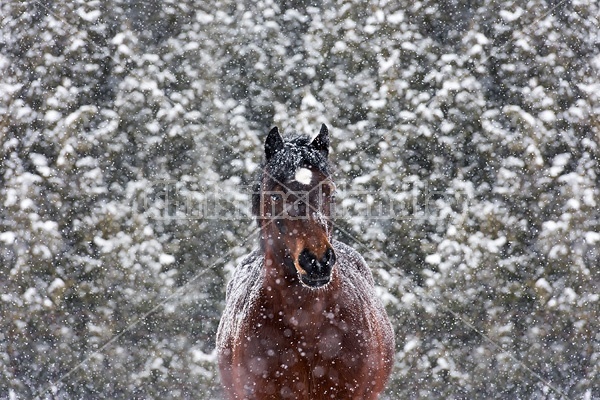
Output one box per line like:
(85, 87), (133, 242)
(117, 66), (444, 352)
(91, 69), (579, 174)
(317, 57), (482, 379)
(322, 247), (336, 268)
(298, 249), (317, 272)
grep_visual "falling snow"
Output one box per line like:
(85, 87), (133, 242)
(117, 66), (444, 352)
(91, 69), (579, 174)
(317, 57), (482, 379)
(1, 0), (599, 399)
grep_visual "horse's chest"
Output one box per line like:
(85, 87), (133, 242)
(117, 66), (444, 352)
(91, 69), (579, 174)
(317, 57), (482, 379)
(235, 296), (372, 399)
(244, 294), (368, 368)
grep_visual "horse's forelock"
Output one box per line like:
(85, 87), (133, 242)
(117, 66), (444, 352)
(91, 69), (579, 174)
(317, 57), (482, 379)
(251, 134), (331, 217)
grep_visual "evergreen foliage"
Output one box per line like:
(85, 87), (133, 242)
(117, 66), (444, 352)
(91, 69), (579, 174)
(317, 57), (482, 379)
(1, 0), (598, 398)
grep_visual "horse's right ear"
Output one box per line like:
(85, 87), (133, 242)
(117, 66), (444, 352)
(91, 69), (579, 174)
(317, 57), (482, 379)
(265, 126), (284, 161)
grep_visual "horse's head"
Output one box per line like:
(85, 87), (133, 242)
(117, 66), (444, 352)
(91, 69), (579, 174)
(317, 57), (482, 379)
(253, 124), (336, 288)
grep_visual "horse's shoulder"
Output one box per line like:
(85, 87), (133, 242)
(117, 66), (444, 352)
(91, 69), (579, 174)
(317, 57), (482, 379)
(226, 249), (263, 296)
(217, 249), (263, 348)
(332, 241), (393, 344)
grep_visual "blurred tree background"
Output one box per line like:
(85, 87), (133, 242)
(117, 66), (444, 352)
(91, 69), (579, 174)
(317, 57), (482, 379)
(1, 0), (598, 398)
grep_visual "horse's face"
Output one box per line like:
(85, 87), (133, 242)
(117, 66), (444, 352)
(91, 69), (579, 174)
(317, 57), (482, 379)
(258, 125), (337, 288)
(262, 168), (336, 287)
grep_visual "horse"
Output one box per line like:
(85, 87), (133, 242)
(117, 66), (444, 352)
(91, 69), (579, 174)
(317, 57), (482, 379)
(216, 124), (395, 399)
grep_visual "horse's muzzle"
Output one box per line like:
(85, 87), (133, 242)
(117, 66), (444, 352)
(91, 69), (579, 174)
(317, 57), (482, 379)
(298, 247), (336, 287)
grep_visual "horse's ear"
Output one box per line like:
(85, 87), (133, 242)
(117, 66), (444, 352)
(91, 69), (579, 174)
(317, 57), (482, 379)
(311, 124), (330, 156)
(265, 126), (284, 160)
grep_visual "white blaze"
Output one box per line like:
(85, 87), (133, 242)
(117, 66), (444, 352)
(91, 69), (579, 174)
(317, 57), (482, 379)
(294, 168), (313, 185)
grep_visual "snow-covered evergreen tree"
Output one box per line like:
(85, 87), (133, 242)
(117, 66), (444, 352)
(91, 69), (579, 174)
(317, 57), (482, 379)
(1, 0), (598, 398)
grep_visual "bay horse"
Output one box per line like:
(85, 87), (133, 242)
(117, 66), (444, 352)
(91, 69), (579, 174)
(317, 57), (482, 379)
(216, 124), (395, 399)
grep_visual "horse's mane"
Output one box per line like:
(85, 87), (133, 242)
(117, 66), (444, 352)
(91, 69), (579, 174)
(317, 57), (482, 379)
(251, 134), (331, 217)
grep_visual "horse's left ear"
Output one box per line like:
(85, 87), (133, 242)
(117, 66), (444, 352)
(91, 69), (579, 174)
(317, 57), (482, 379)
(311, 124), (330, 156)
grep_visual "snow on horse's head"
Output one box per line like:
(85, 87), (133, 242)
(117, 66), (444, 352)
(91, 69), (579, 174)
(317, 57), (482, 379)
(252, 124), (336, 288)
